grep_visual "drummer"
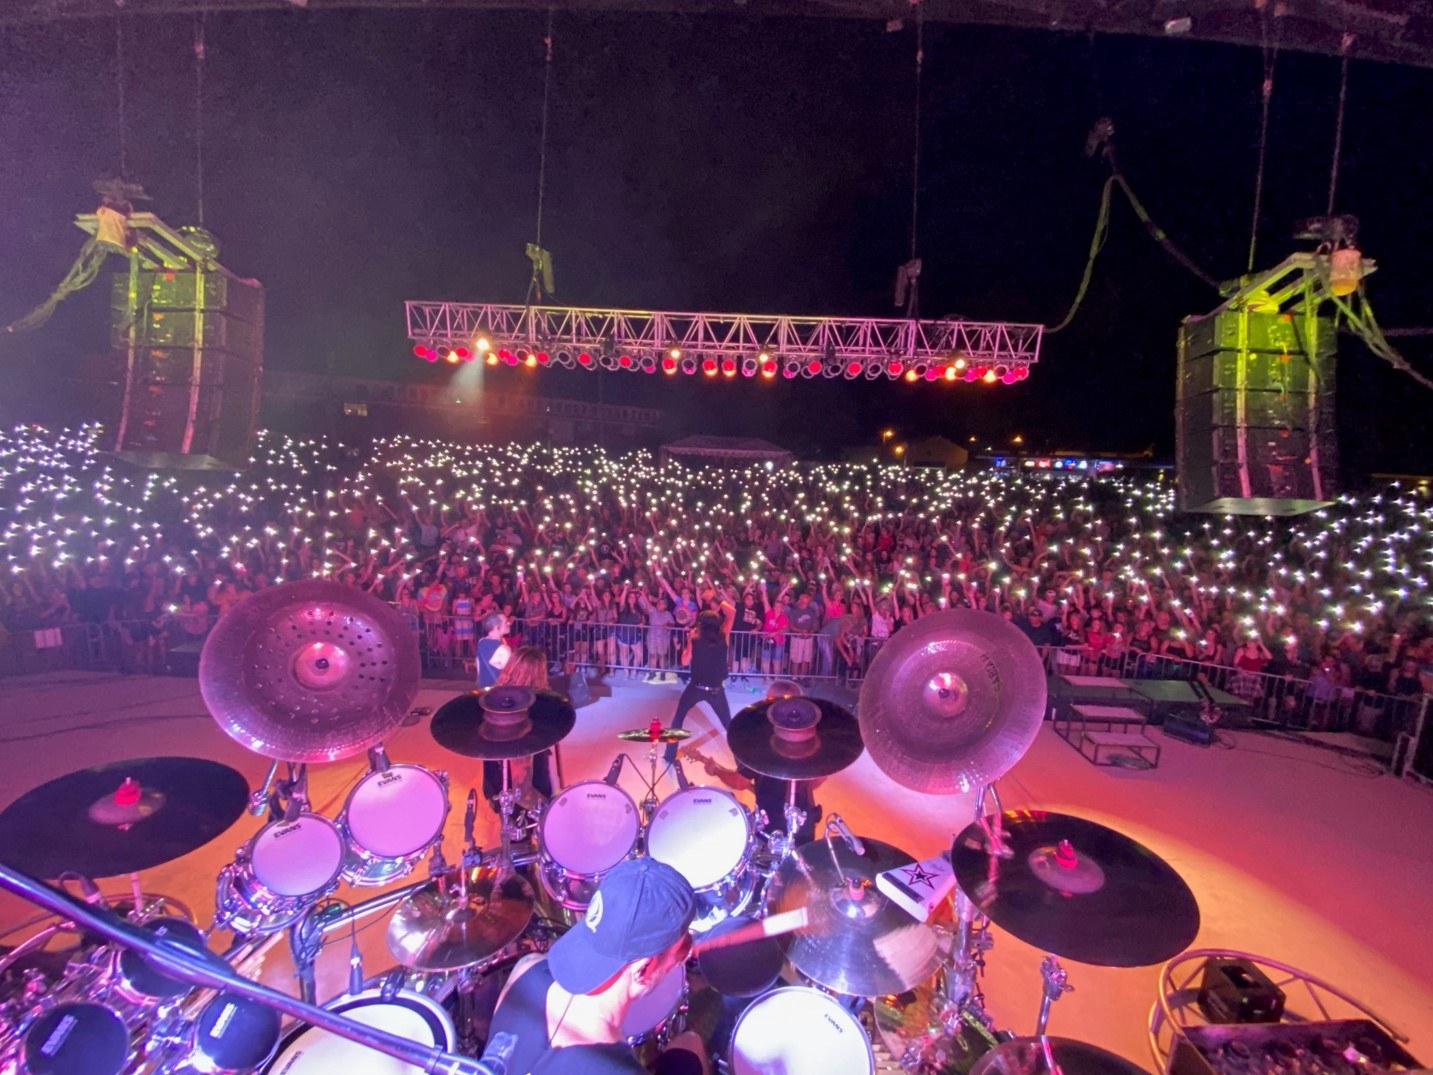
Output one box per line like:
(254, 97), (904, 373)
(692, 679), (823, 844)
(488, 858), (710, 1074)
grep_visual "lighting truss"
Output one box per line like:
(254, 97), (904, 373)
(406, 302), (1043, 381)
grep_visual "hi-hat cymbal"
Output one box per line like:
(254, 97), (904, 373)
(971, 1038), (1152, 1075)
(951, 811), (1199, 967)
(857, 609), (1047, 794)
(431, 688), (575, 760)
(768, 836), (942, 996)
(199, 581), (422, 762)
(727, 697), (863, 781)
(386, 866), (535, 971)
(0, 758), (249, 878)
(617, 725), (692, 744)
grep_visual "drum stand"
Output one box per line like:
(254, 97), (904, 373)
(753, 779), (807, 916)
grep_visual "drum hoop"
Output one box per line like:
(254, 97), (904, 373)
(267, 989), (457, 1071)
(341, 764), (449, 853)
(651, 785), (752, 835)
(622, 964), (688, 1041)
(538, 781), (640, 869)
(730, 986), (875, 1064)
(248, 813), (344, 892)
(648, 785), (754, 886)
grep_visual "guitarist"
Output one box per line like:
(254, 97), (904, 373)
(686, 680), (823, 845)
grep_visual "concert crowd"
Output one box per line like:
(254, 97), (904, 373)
(1, 425), (1430, 719)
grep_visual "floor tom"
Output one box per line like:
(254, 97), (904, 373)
(728, 986), (874, 1075)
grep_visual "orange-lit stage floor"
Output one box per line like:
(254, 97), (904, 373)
(2, 670), (1430, 1069)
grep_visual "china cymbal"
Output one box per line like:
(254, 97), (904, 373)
(386, 865), (535, 972)
(727, 696), (863, 781)
(857, 609), (1047, 794)
(971, 1038), (1151, 1075)
(199, 580), (422, 762)
(431, 688), (575, 760)
(951, 811), (1199, 967)
(769, 836), (942, 996)
(0, 758), (249, 878)
(616, 726), (692, 744)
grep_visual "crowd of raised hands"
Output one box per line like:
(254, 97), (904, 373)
(1, 425), (1430, 696)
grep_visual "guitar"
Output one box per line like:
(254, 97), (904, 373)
(677, 742), (723, 777)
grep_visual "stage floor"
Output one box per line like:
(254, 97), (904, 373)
(1, 670), (1430, 1069)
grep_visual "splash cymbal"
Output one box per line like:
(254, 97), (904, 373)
(199, 580), (421, 762)
(950, 811), (1199, 967)
(857, 610), (1047, 794)
(386, 866), (535, 971)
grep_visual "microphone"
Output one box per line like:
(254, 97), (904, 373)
(473, 1031), (518, 1075)
(248, 758), (280, 817)
(348, 933), (364, 995)
(463, 790), (478, 850)
(831, 814), (865, 856)
(603, 755), (624, 786)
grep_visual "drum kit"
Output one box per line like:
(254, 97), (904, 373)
(0, 586), (1208, 1075)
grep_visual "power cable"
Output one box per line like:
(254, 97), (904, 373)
(1247, 8), (1281, 273)
(1108, 148), (1220, 290)
(525, 6), (556, 306)
(1326, 37), (1351, 217)
(114, 2), (129, 180)
(194, 10), (207, 226)
(1046, 176), (1113, 333)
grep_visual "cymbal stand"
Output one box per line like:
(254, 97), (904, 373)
(938, 782), (1006, 1038)
(494, 760), (523, 869)
(753, 778), (807, 917)
(1034, 955), (1072, 1036)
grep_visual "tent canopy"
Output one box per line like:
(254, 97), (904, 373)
(660, 435), (794, 468)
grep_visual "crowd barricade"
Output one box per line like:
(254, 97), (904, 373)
(0, 613), (220, 678)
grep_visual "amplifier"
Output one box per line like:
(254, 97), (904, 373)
(1162, 714), (1218, 746)
(1197, 958), (1284, 1023)
(1169, 1019), (1420, 1075)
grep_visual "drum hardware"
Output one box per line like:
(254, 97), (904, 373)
(199, 580), (423, 763)
(615, 720), (694, 821)
(646, 783), (759, 931)
(970, 1036), (1153, 1075)
(857, 609), (1048, 795)
(1034, 956), (1073, 1037)
(385, 863), (536, 973)
(533, 780), (640, 912)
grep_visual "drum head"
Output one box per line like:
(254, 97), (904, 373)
(195, 993), (281, 1072)
(119, 917), (213, 1000)
(22, 1003), (128, 1075)
(345, 766), (448, 857)
(265, 991), (455, 1074)
(251, 815), (344, 896)
(647, 787), (750, 890)
(730, 987), (874, 1075)
(540, 783), (639, 875)
(697, 915), (784, 997)
(619, 963), (686, 1041)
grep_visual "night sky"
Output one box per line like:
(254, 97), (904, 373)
(1, 10), (1430, 468)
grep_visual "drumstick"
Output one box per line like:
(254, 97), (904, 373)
(691, 908), (810, 956)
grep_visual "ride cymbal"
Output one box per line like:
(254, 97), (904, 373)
(727, 696), (863, 781)
(431, 688), (575, 760)
(857, 609), (1047, 794)
(0, 757), (248, 878)
(386, 865), (535, 971)
(951, 811), (1199, 967)
(769, 836), (942, 996)
(199, 580), (421, 762)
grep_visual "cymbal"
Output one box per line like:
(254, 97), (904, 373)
(727, 697), (863, 780)
(769, 836), (942, 996)
(857, 609), (1047, 794)
(431, 688), (575, 760)
(951, 811), (1199, 967)
(0, 758), (249, 878)
(386, 865), (535, 972)
(971, 1038), (1151, 1075)
(199, 580), (422, 762)
(874, 983), (1008, 1075)
(617, 726), (692, 744)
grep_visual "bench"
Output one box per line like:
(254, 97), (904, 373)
(1056, 704), (1148, 746)
(1078, 730), (1161, 768)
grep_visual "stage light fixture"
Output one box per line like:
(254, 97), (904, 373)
(536, 351), (551, 365)
(943, 365), (958, 381)
(639, 355), (657, 373)
(443, 348), (461, 364)
(845, 360), (862, 378)
(702, 358), (719, 377)
(524, 354), (538, 368)
(924, 366), (940, 382)
(681, 356), (698, 375)
(475, 337), (491, 353)
(670, 348), (682, 360)
(413, 344), (432, 360)
(577, 351), (594, 367)
(721, 359), (738, 377)
(662, 356), (678, 374)
(964, 368), (979, 382)
(782, 359), (800, 379)
(887, 360), (904, 377)
(805, 359), (822, 378)
(982, 369), (999, 384)
(904, 368), (919, 383)
(619, 354), (633, 369)
(1002, 370), (1018, 384)
(953, 356), (968, 371)
(741, 357), (758, 377)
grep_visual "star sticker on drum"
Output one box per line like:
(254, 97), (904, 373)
(902, 862), (938, 889)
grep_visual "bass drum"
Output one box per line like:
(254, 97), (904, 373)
(728, 987), (874, 1075)
(263, 989), (456, 1075)
(536, 781), (640, 911)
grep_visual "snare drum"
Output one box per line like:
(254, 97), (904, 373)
(646, 786), (755, 931)
(537, 782), (640, 911)
(728, 987), (875, 1075)
(18, 1002), (131, 1075)
(338, 763), (450, 887)
(263, 988), (456, 1075)
(215, 814), (344, 935)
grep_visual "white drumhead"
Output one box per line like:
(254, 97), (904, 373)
(250, 815), (344, 896)
(647, 787), (750, 889)
(730, 987), (874, 1075)
(345, 766), (448, 857)
(266, 992), (455, 1075)
(540, 782), (639, 874)
(619, 963), (686, 1039)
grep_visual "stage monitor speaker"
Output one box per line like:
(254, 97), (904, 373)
(110, 269), (264, 468)
(1176, 309), (1337, 516)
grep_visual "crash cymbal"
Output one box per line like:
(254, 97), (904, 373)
(386, 865), (535, 972)
(727, 696), (863, 781)
(769, 836), (942, 996)
(951, 811), (1199, 967)
(0, 758), (249, 879)
(431, 688), (575, 760)
(857, 609), (1047, 794)
(199, 580), (422, 762)
(617, 726), (692, 744)
(971, 1038), (1151, 1075)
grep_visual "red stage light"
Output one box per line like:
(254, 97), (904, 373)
(761, 360), (778, 378)
(536, 351), (550, 365)
(702, 359), (718, 376)
(413, 344), (432, 360)
(846, 361), (862, 377)
(964, 368), (979, 381)
(721, 359), (737, 377)
(806, 359), (822, 375)
(662, 357), (678, 373)
(619, 354), (633, 368)
(887, 360), (903, 377)
(924, 367), (940, 381)
(454, 347), (471, 360)
(577, 352), (594, 366)
(507, 351), (522, 366)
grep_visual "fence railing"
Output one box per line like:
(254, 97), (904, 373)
(3, 612), (1424, 752)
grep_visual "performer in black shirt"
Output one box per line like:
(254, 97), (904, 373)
(663, 611), (733, 766)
